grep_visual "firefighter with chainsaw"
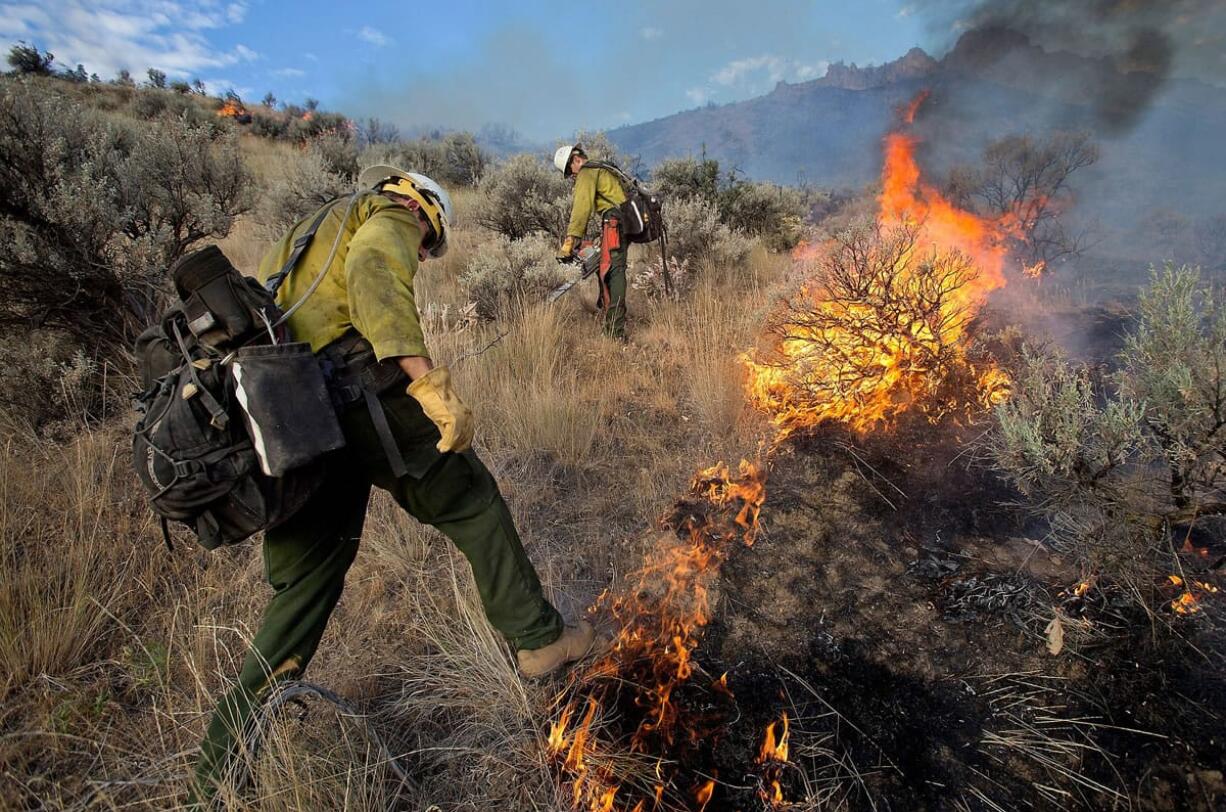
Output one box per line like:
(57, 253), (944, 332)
(189, 165), (598, 807)
(555, 143), (629, 340)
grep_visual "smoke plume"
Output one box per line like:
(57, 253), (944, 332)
(920, 0), (1224, 133)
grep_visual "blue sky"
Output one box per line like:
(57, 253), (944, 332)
(1, 0), (935, 138)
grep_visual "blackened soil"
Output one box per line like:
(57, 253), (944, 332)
(691, 425), (1226, 812)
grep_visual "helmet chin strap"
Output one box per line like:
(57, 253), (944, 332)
(381, 188), (440, 252)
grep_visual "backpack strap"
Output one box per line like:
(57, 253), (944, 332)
(583, 160), (641, 191)
(170, 320), (228, 430)
(263, 197), (341, 296)
(272, 193), (365, 329)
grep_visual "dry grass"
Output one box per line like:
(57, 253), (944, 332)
(0, 196), (793, 808)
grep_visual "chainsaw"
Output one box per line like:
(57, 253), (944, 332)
(547, 244), (601, 303)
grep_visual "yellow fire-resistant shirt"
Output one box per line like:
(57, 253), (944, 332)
(566, 165), (627, 239)
(257, 192), (429, 361)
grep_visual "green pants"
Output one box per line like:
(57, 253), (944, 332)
(190, 387), (563, 805)
(598, 212), (628, 339)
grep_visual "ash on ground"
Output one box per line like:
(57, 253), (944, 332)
(696, 425), (1225, 811)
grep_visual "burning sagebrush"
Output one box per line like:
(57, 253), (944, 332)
(745, 224), (1009, 436)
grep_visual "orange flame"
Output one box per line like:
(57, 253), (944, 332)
(549, 461), (767, 810)
(757, 712), (791, 807)
(1172, 591), (1201, 615)
(216, 99), (247, 119)
(695, 779), (715, 810)
(758, 713), (790, 764)
(743, 90), (1019, 437)
(1166, 573), (1219, 615)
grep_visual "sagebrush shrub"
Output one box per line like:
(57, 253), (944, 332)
(256, 145), (351, 237)
(458, 234), (569, 318)
(0, 77), (250, 426)
(988, 265), (1226, 597)
(471, 154), (570, 242)
(661, 195), (749, 274)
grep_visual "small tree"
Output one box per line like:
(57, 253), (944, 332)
(6, 42), (54, 75)
(304, 97), (319, 111)
(358, 116), (398, 146)
(146, 67), (167, 89)
(261, 91), (278, 108)
(115, 69), (135, 87)
(62, 63), (89, 83)
(169, 79), (192, 94)
(192, 78), (206, 94)
(948, 131), (1099, 266)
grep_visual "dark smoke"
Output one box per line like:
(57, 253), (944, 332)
(921, 0), (1222, 134)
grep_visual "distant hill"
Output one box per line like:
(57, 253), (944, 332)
(607, 32), (1226, 262)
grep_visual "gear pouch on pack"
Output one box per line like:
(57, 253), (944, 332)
(231, 343), (346, 476)
(173, 246), (278, 350)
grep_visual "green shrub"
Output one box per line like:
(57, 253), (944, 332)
(0, 78), (250, 350)
(458, 234), (568, 318)
(661, 195), (748, 272)
(988, 265), (1226, 598)
(652, 155), (805, 252)
(471, 154), (570, 241)
(256, 145), (351, 238)
(360, 131), (488, 188)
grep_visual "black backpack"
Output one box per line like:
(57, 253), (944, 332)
(586, 160), (665, 245)
(132, 202), (339, 550)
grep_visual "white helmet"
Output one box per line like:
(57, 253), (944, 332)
(553, 143), (586, 177)
(357, 164), (454, 258)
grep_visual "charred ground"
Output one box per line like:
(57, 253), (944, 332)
(685, 422), (1226, 811)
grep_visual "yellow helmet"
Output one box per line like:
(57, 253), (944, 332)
(357, 164), (454, 257)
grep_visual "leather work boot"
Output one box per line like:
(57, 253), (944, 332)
(517, 621), (599, 677)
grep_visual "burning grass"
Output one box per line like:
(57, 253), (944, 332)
(547, 461), (767, 811)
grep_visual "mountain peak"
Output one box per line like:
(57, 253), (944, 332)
(809, 46), (937, 91)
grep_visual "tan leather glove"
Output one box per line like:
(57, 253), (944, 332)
(406, 366), (474, 453)
(556, 236), (576, 262)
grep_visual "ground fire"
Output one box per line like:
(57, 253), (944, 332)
(545, 89), (1058, 811)
(548, 460), (767, 810)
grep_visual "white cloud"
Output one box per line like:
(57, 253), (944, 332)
(640, 26), (662, 40)
(200, 77), (252, 99)
(896, 4), (915, 19)
(272, 67), (305, 78)
(356, 26), (389, 47)
(713, 54), (786, 86)
(685, 87), (708, 105)
(0, 1), (256, 79)
(795, 60), (829, 81)
(710, 54), (827, 88)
